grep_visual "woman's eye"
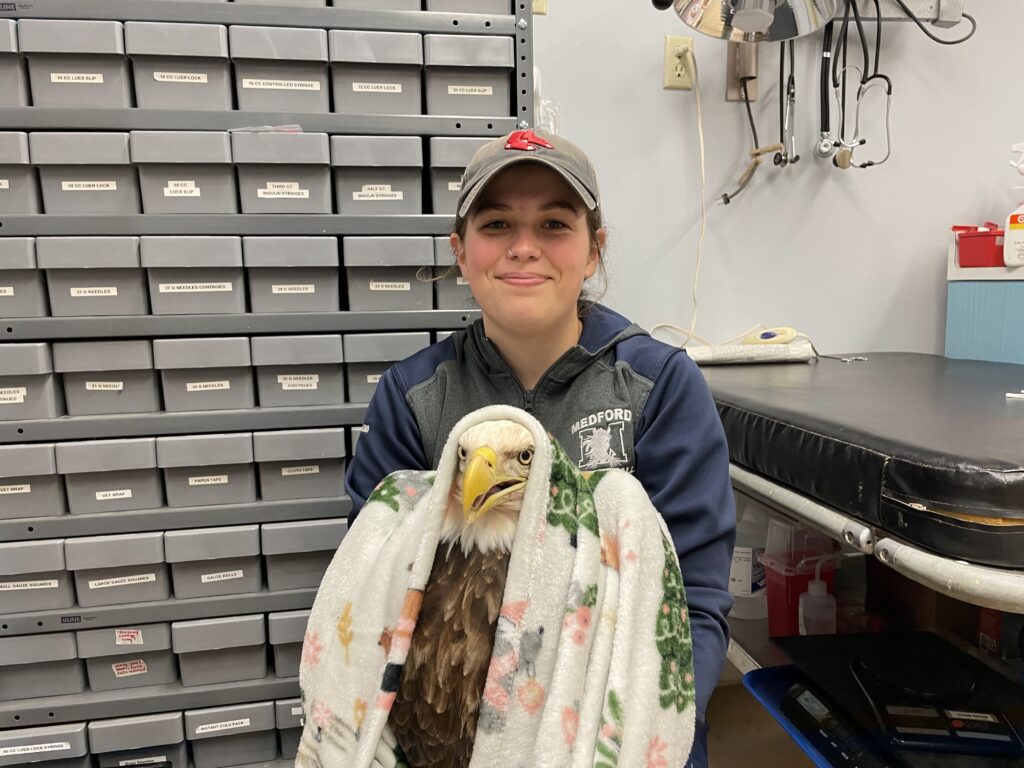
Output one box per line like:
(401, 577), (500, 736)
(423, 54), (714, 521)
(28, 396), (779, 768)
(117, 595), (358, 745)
(482, 219), (508, 229)
(543, 219), (569, 230)
(518, 448), (534, 465)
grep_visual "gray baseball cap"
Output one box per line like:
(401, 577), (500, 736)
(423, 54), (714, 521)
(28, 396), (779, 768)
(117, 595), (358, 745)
(455, 129), (601, 218)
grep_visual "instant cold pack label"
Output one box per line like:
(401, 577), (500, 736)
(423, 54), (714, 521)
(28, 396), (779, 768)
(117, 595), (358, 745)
(195, 718), (250, 735)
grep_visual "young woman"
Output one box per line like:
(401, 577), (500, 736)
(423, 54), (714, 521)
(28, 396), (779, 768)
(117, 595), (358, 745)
(345, 129), (735, 768)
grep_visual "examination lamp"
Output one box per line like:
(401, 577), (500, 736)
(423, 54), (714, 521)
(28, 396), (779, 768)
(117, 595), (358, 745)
(659, 0), (838, 42)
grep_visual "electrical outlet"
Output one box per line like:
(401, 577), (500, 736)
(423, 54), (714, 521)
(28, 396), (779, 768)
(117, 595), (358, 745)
(532, 0), (548, 14)
(663, 35), (693, 90)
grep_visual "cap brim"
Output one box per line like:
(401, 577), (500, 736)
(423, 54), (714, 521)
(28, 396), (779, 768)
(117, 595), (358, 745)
(457, 154), (598, 218)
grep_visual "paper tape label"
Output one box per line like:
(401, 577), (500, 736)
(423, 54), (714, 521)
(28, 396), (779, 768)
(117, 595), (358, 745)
(369, 280), (411, 291)
(186, 380), (230, 392)
(96, 488), (132, 501)
(52, 72), (103, 84)
(86, 381), (125, 392)
(278, 374), (319, 390)
(88, 573), (157, 590)
(188, 474), (229, 486)
(159, 282), (233, 293)
(282, 464), (320, 477)
(200, 569), (244, 584)
(367, 374), (382, 384)
(0, 483), (31, 495)
(242, 78), (320, 91)
(456, 277), (470, 285)
(448, 181), (463, 191)
(0, 579), (59, 591)
(0, 742), (71, 757)
(112, 658), (149, 678)
(0, 286), (13, 296)
(0, 179), (9, 190)
(0, 386), (26, 404)
(154, 71), (208, 84)
(71, 286), (118, 297)
(194, 718), (250, 735)
(61, 180), (117, 191)
(448, 85), (493, 96)
(271, 284), (316, 294)
(353, 183), (403, 201)
(353, 82), (402, 93)
(119, 757), (167, 766)
(115, 628), (144, 646)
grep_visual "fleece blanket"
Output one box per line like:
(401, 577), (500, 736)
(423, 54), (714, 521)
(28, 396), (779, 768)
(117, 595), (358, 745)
(297, 404), (695, 768)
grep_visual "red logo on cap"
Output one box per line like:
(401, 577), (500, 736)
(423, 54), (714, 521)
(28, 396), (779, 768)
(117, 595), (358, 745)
(505, 130), (554, 152)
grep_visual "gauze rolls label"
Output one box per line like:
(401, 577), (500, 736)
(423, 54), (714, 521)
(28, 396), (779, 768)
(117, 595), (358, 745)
(369, 281), (411, 292)
(0, 742), (71, 757)
(353, 184), (403, 201)
(114, 628), (144, 646)
(258, 181), (309, 199)
(186, 380), (230, 392)
(0, 579), (59, 591)
(88, 573), (157, 590)
(188, 474), (229, 486)
(353, 82), (402, 93)
(282, 464), (320, 477)
(242, 78), (320, 91)
(96, 488), (132, 501)
(71, 286), (118, 297)
(86, 381), (124, 392)
(200, 570), (244, 584)
(0, 387), (26, 404)
(194, 718), (250, 734)
(163, 180), (201, 198)
(278, 374), (319, 390)
(158, 282), (233, 293)
(61, 180), (117, 191)
(272, 284), (316, 294)
(52, 72), (103, 83)
(448, 85), (493, 96)
(0, 483), (31, 495)
(154, 71), (208, 84)
(112, 659), (148, 678)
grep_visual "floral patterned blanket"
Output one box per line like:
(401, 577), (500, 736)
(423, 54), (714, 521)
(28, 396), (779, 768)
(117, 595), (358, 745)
(296, 405), (695, 768)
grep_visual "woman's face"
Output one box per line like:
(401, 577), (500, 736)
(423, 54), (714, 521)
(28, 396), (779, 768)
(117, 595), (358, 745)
(452, 163), (604, 340)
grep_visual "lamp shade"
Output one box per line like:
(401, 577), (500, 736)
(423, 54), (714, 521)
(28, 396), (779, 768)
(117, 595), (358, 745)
(673, 0), (837, 42)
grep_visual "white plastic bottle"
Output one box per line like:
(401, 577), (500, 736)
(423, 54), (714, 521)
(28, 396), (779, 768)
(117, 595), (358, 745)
(798, 558), (836, 635)
(1004, 144), (1024, 267)
(728, 493), (769, 620)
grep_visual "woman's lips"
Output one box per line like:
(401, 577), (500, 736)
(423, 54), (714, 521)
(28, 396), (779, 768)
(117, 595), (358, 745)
(498, 273), (548, 287)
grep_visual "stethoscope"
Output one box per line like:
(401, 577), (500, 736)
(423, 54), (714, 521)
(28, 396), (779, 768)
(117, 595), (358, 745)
(774, 40), (799, 168)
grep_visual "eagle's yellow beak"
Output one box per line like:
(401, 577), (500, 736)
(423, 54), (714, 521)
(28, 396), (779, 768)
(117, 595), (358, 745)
(462, 446), (526, 523)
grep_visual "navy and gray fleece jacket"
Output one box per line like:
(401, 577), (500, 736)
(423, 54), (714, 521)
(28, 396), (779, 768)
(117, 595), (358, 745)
(345, 303), (736, 722)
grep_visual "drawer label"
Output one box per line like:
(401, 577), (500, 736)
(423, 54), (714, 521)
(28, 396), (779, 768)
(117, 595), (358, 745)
(86, 381), (125, 392)
(185, 380), (231, 392)
(353, 82), (402, 93)
(119, 757), (167, 766)
(159, 282), (233, 293)
(96, 488), (133, 501)
(112, 658), (149, 678)
(0, 483), (31, 495)
(0, 742), (71, 756)
(154, 71), (208, 84)
(369, 280), (411, 292)
(456, 277), (470, 286)
(0, 386), (26, 404)
(201, 569), (245, 584)
(258, 181), (310, 199)
(282, 464), (320, 477)
(272, 284), (316, 294)
(0, 579), (59, 591)
(115, 628), (145, 646)
(291, 706), (304, 716)
(51, 72), (103, 84)
(194, 718), (250, 735)
(71, 286), (118, 297)
(278, 374), (319, 390)
(61, 180), (117, 191)
(448, 85), (493, 96)
(163, 179), (201, 198)
(0, 286), (13, 296)
(188, 474), (229, 486)
(242, 78), (321, 91)
(945, 710), (999, 723)
(448, 181), (463, 191)
(366, 374), (382, 384)
(88, 573), (157, 590)
(353, 184), (403, 202)
(0, 179), (9, 189)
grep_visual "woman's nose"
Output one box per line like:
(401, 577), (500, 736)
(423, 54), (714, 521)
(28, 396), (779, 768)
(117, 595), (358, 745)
(506, 232), (541, 260)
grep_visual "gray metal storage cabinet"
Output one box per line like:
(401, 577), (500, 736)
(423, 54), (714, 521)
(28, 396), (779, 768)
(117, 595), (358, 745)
(0, 132), (40, 213)
(232, 131), (331, 214)
(172, 614), (267, 688)
(0, 538), (74, 613)
(329, 29), (423, 116)
(36, 236), (147, 317)
(0, 238), (46, 318)
(64, 531), (169, 608)
(275, 698), (303, 759)
(164, 525), (262, 598)
(17, 19), (132, 108)
(30, 132), (141, 214)
(0, 722), (90, 768)
(424, 34), (514, 116)
(261, 518), (347, 591)
(185, 700), (277, 768)
(0, 342), (63, 421)
(350, 424), (366, 455)
(434, 234), (475, 309)
(230, 25), (329, 113)
(250, 334), (345, 407)
(0, 20), (28, 107)
(75, 623), (177, 692)
(125, 21), (232, 110)
(426, 0), (512, 10)
(131, 131), (237, 214)
(429, 136), (490, 214)
(88, 712), (188, 768)
(253, 427), (346, 502)
(331, 135), (423, 215)
(142, 236), (246, 314)
(333, 0), (419, 9)
(243, 235), (340, 313)
(0, 632), (85, 702)
(0, 442), (65, 520)
(56, 437), (163, 515)
(236, 0), (325, 4)
(152, 336), (255, 412)
(344, 236), (434, 311)
(343, 331), (431, 402)
(267, 610), (309, 678)
(52, 340), (161, 416)
(156, 432), (257, 508)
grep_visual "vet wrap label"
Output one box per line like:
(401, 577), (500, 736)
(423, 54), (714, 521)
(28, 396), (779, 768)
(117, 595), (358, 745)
(272, 284), (316, 294)
(186, 380), (230, 392)
(51, 72), (103, 83)
(242, 78), (320, 91)
(0, 742), (71, 757)
(0, 179), (9, 189)
(61, 180), (117, 191)
(119, 757), (167, 766)
(0, 286), (13, 296)
(195, 718), (250, 734)
(282, 464), (320, 476)
(0, 579), (59, 591)
(163, 179), (201, 198)
(448, 85), (493, 96)
(188, 474), (229, 486)
(258, 181), (309, 199)
(159, 282), (233, 293)
(353, 82), (402, 93)
(353, 184), (403, 201)
(71, 286), (118, 297)
(448, 181), (463, 191)
(96, 488), (132, 501)
(0, 484), (31, 495)
(201, 569), (244, 584)
(0, 387), (26, 404)
(369, 281), (411, 292)
(115, 628), (144, 646)
(112, 658), (148, 678)
(88, 573), (157, 590)
(278, 374), (319, 390)
(154, 71), (208, 84)
(86, 381), (124, 392)
(367, 374), (382, 384)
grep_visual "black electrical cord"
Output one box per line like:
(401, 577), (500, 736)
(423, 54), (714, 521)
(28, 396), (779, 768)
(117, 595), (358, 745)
(741, 80), (759, 149)
(891, 0), (977, 44)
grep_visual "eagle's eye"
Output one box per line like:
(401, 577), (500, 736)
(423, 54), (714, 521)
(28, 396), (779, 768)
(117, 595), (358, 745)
(458, 446), (467, 461)
(517, 448), (534, 466)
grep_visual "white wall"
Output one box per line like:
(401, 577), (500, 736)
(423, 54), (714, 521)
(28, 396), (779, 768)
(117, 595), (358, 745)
(533, 0), (1024, 354)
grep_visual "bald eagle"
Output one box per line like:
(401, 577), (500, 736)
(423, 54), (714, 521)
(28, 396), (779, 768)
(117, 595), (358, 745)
(388, 420), (535, 767)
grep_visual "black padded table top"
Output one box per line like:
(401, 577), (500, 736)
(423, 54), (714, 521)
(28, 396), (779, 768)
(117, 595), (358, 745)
(700, 353), (1024, 568)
